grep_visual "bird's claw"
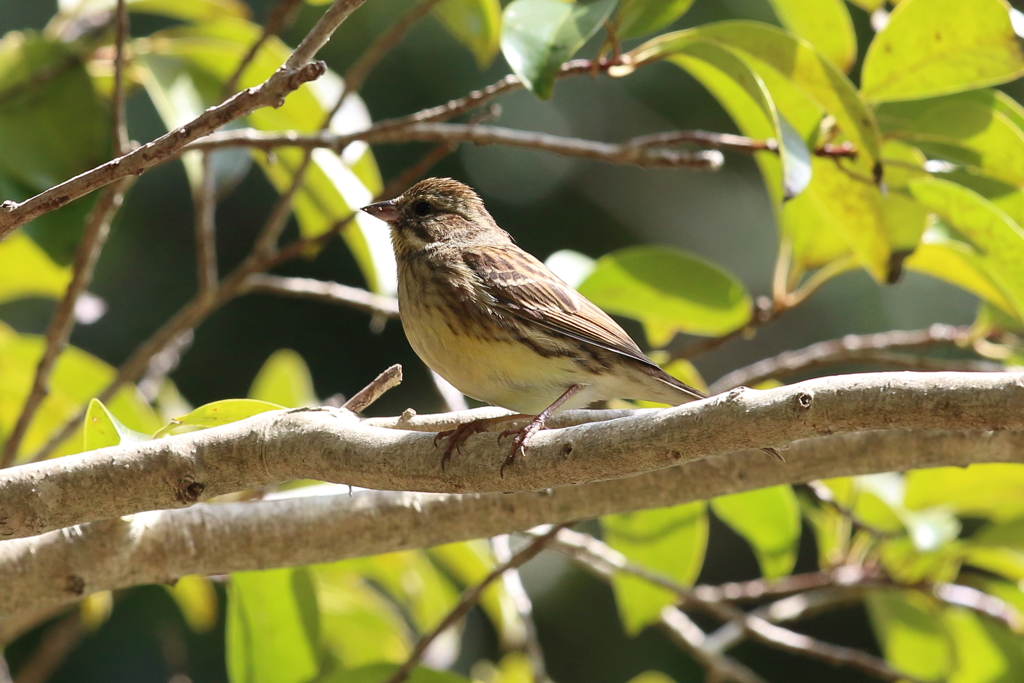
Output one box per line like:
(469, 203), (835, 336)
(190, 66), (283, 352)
(498, 423), (541, 478)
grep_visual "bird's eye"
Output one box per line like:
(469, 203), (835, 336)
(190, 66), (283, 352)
(412, 201), (433, 217)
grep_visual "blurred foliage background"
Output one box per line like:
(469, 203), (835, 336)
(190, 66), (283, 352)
(3, 0), (1024, 682)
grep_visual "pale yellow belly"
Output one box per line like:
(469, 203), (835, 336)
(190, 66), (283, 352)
(400, 300), (589, 414)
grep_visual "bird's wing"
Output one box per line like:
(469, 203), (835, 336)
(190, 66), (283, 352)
(462, 246), (665, 370)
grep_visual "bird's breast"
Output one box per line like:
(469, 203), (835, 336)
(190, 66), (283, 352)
(396, 257), (594, 413)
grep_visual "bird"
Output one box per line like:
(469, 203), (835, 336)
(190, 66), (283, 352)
(361, 178), (782, 475)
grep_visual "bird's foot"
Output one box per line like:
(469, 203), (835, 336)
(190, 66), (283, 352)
(433, 415), (527, 471)
(498, 417), (547, 477)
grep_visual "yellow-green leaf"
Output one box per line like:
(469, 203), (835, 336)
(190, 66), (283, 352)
(434, 0), (502, 69)
(861, 0), (1024, 102)
(711, 486), (801, 579)
(249, 349), (317, 408)
(765, 0), (856, 72)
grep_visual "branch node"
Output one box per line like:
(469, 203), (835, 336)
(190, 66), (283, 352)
(796, 392), (814, 410)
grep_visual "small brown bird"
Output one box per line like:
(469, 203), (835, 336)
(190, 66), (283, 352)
(362, 178), (781, 474)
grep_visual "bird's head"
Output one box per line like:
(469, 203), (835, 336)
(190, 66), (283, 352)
(361, 178), (507, 254)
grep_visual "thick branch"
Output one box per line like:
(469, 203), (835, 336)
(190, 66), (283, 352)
(3, 424), (1024, 617)
(1, 371), (1023, 541)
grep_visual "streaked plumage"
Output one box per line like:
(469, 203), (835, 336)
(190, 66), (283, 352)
(361, 178), (781, 471)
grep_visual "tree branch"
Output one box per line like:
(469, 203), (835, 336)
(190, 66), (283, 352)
(187, 123), (726, 170)
(384, 525), (567, 683)
(0, 0), (367, 241)
(710, 324), (994, 393)
(3, 423), (1024, 618)
(0, 371), (1020, 531)
(243, 273), (399, 317)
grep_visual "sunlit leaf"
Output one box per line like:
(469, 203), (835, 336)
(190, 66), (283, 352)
(906, 464), (1024, 521)
(765, 0), (856, 72)
(57, 0), (250, 21)
(876, 91), (1024, 188)
(227, 568), (320, 683)
(168, 574), (219, 633)
(905, 220), (1020, 318)
(434, 0), (502, 68)
(158, 399), (284, 436)
(0, 233), (71, 304)
(319, 664), (470, 683)
(249, 349), (318, 408)
(0, 323), (159, 462)
(943, 607), (1024, 682)
(428, 540), (525, 649)
(861, 0), (1024, 102)
(908, 177), (1024, 318)
(711, 486), (801, 579)
(866, 589), (953, 681)
(614, 0), (695, 40)
(602, 502), (707, 635)
(578, 245), (751, 346)
(501, 0), (617, 99)
(313, 567), (413, 667)
(83, 398), (150, 451)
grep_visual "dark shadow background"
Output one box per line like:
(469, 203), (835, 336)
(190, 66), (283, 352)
(2, 0), (1018, 681)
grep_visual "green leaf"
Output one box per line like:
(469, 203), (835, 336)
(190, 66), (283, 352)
(765, 0), (857, 72)
(847, 0), (885, 10)
(249, 349), (318, 408)
(338, 551), (461, 634)
(710, 486), (801, 579)
(434, 0), (502, 68)
(614, 0), (695, 40)
(628, 35), (787, 209)
(861, 0), (1024, 103)
(140, 20), (392, 294)
(428, 540), (524, 649)
(83, 398), (150, 451)
(0, 323), (160, 462)
(58, 0), (250, 21)
(313, 568), (413, 667)
(905, 221), (1020, 318)
(0, 31), (109, 192)
(906, 464), (1024, 521)
(227, 568), (320, 683)
(865, 589), (953, 681)
(876, 91), (1024, 188)
(501, 0), (617, 100)
(158, 399), (284, 437)
(488, 653), (535, 683)
(319, 664), (470, 683)
(942, 169), (1024, 231)
(577, 245), (751, 347)
(0, 233), (71, 304)
(943, 607), (1024, 683)
(963, 546), (1024, 582)
(168, 574), (219, 633)
(909, 177), (1024, 319)
(601, 502), (708, 635)
(626, 673), (677, 683)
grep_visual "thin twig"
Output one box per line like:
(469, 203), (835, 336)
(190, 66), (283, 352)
(546, 529), (922, 683)
(0, 62), (327, 241)
(384, 524), (570, 683)
(111, 0), (130, 157)
(2, 178), (132, 468)
(670, 297), (778, 362)
(342, 364), (403, 414)
(222, 0), (305, 98)
(491, 535), (550, 683)
(188, 123), (726, 170)
(344, 0), (446, 94)
(659, 607), (769, 683)
(193, 152), (218, 294)
(709, 324), (983, 393)
(244, 273), (399, 317)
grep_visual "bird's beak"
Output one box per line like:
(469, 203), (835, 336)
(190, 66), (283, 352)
(361, 199), (399, 223)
